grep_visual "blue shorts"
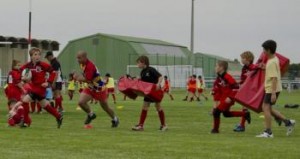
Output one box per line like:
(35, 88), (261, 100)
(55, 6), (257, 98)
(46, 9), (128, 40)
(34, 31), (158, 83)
(45, 88), (53, 100)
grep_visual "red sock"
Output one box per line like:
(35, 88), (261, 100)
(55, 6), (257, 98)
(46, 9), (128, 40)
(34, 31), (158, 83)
(229, 111), (245, 117)
(44, 104), (61, 119)
(30, 102), (35, 112)
(112, 94), (116, 102)
(23, 103), (31, 125)
(138, 109), (148, 126)
(213, 117), (220, 131)
(37, 103), (42, 112)
(240, 109), (247, 127)
(158, 110), (166, 126)
(56, 96), (63, 110)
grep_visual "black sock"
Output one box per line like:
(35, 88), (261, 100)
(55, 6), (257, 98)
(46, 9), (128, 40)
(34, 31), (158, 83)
(283, 119), (291, 126)
(264, 128), (272, 134)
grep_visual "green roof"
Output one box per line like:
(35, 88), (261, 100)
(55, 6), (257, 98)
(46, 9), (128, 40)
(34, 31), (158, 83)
(195, 52), (233, 61)
(70, 33), (187, 48)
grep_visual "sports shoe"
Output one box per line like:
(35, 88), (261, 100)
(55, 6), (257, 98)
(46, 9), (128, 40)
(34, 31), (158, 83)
(286, 120), (296, 136)
(84, 113), (96, 125)
(76, 106), (81, 110)
(256, 132), (274, 138)
(56, 115), (63, 129)
(233, 125), (245, 132)
(111, 117), (119, 128)
(245, 111), (251, 124)
(132, 125), (144, 131)
(196, 97), (201, 101)
(211, 129), (219, 134)
(19, 118), (28, 128)
(159, 125), (168, 131)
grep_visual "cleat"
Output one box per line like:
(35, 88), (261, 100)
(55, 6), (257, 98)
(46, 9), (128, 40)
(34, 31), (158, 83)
(84, 124), (93, 129)
(159, 125), (168, 131)
(233, 125), (245, 132)
(56, 115), (63, 129)
(256, 132), (273, 138)
(111, 117), (119, 128)
(210, 129), (219, 134)
(286, 120), (296, 136)
(132, 125), (144, 131)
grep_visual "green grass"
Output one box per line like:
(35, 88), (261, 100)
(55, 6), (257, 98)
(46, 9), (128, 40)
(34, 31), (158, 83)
(0, 89), (299, 159)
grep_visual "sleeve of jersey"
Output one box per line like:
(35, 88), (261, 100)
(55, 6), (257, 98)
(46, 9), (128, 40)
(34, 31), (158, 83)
(151, 68), (162, 78)
(225, 74), (239, 89)
(44, 63), (56, 83)
(84, 65), (95, 81)
(12, 72), (21, 85)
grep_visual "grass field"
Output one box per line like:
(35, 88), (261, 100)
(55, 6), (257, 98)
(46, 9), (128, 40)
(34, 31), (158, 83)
(0, 89), (299, 159)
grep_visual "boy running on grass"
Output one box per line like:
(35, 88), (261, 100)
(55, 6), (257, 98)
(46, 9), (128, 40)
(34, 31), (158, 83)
(211, 61), (251, 134)
(256, 40), (295, 138)
(132, 55), (167, 131)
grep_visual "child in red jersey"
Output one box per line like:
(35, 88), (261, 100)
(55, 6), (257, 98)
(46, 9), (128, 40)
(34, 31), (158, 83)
(196, 75), (208, 101)
(8, 99), (31, 127)
(184, 75), (197, 102)
(234, 51), (256, 132)
(163, 76), (174, 100)
(211, 61), (251, 134)
(6, 60), (26, 102)
(13, 48), (63, 128)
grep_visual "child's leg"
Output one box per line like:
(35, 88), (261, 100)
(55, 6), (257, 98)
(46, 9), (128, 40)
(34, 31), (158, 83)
(271, 109), (292, 126)
(212, 108), (221, 132)
(30, 102), (36, 113)
(138, 102), (150, 126)
(262, 102), (272, 133)
(155, 102), (166, 126)
(40, 99), (61, 119)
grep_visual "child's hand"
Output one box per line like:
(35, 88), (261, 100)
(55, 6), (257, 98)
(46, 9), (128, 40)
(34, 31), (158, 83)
(41, 82), (49, 88)
(225, 97), (232, 104)
(156, 84), (161, 91)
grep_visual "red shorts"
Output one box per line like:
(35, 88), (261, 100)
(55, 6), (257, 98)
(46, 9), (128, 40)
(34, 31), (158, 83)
(198, 88), (203, 93)
(82, 88), (108, 102)
(27, 84), (46, 99)
(6, 87), (22, 101)
(217, 100), (235, 111)
(188, 88), (196, 93)
(107, 88), (115, 93)
(163, 88), (169, 93)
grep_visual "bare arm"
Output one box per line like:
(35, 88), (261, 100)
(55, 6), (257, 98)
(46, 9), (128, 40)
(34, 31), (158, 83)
(271, 77), (277, 102)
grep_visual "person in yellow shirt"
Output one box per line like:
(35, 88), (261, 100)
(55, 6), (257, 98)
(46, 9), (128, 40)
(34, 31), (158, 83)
(104, 73), (116, 104)
(256, 40), (295, 138)
(67, 73), (76, 100)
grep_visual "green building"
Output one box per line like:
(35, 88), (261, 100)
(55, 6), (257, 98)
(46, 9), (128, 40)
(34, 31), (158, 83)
(58, 33), (193, 82)
(193, 52), (242, 77)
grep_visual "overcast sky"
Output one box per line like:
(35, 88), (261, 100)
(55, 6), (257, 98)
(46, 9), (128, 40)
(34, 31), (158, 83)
(1, 0), (299, 63)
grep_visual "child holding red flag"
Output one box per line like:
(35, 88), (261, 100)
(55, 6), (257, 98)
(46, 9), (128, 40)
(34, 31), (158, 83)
(132, 55), (167, 131)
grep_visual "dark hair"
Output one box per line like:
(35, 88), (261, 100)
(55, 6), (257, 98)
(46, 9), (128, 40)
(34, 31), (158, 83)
(262, 40), (277, 54)
(136, 55), (150, 66)
(8, 99), (17, 106)
(217, 60), (229, 71)
(105, 73), (111, 77)
(12, 59), (21, 69)
(198, 75), (202, 79)
(164, 75), (168, 79)
(192, 75), (196, 78)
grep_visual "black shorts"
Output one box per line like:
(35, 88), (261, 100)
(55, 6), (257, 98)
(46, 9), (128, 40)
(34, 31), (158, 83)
(53, 82), (62, 91)
(144, 97), (155, 103)
(263, 92), (280, 105)
(29, 92), (45, 101)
